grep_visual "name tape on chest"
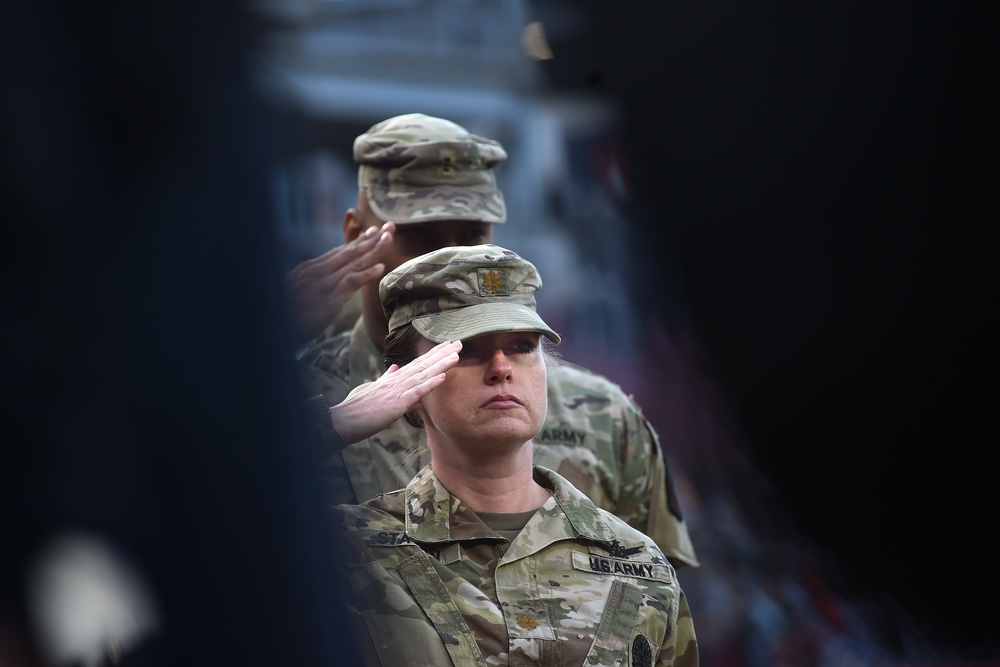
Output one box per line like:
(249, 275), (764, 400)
(571, 551), (673, 583)
(360, 529), (414, 547)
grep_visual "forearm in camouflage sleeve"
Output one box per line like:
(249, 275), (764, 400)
(297, 353), (370, 506)
(320, 450), (360, 506)
(304, 393), (361, 506)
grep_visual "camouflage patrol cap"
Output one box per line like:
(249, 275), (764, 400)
(380, 244), (560, 344)
(355, 113), (507, 224)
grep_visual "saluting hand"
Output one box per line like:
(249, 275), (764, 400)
(329, 340), (462, 444)
(285, 222), (395, 343)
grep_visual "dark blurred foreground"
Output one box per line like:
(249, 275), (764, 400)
(2, 1), (357, 664)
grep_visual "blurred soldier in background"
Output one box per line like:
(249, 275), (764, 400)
(288, 112), (699, 568)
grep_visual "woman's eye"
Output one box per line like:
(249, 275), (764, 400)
(458, 343), (483, 361)
(509, 339), (537, 355)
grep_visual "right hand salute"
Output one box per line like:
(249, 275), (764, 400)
(285, 221), (395, 343)
(328, 340), (462, 444)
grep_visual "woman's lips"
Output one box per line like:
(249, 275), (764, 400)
(482, 394), (522, 408)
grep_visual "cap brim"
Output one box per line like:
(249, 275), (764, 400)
(366, 185), (506, 224)
(411, 303), (560, 344)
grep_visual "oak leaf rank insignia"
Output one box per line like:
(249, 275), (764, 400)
(479, 269), (509, 295)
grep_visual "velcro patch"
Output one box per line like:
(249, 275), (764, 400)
(572, 551), (673, 583)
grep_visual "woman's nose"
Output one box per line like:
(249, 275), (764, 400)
(486, 349), (513, 383)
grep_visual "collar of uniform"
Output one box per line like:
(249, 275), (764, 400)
(403, 465), (499, 543)
(348, 316), (385, 389)
(402, 465), (619, 546)
(531, 466), (618, 543)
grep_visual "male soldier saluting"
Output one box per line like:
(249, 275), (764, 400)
(293, 113), (699, 568)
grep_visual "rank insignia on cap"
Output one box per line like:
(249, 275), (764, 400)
(478, 269), (509, 295)
(437, 148), (455, 177)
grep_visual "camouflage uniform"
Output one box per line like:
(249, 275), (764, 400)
(304, 241), (698, 567)
(332, 464), (699, 667)
(304, 319), (697, 568)
(302, 115), (698, 567)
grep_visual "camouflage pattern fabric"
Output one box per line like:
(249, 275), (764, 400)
(299, 318), (699, 568)
(331, 465), (699, 667)
(355, 113), (508, 225)
(379, 244), (560, 344)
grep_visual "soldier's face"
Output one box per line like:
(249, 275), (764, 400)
(352, 200), (493, 277)
(389, 219), (493, 269)
(414, 332), (547, 453)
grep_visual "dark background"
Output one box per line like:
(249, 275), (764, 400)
(542, 0), (995, 654)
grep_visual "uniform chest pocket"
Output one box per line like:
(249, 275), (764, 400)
(348, 559), (465, 667)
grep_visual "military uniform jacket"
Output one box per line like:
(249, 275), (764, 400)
(332, 465), (699, 667)
(301, 317), (698, 567)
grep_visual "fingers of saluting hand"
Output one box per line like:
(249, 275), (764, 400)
(284, 223), (396, 341)
(289, 222), (393, 276)
(338, 221), (395, 263)
(316, 222), (395, 286)
(387, 340), (462, 399)
(328, 340), (461, 444)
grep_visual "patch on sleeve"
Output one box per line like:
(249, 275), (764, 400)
(631, 634), (654, 667)
(663, 456), (684, 522)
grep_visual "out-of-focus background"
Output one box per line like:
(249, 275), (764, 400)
(4, 0), (994, 665)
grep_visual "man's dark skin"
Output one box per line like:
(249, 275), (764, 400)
(286, 191), (498, 347)
(343, 191), (493, 349)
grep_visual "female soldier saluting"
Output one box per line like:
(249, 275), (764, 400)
(325, 244), (699, 667)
